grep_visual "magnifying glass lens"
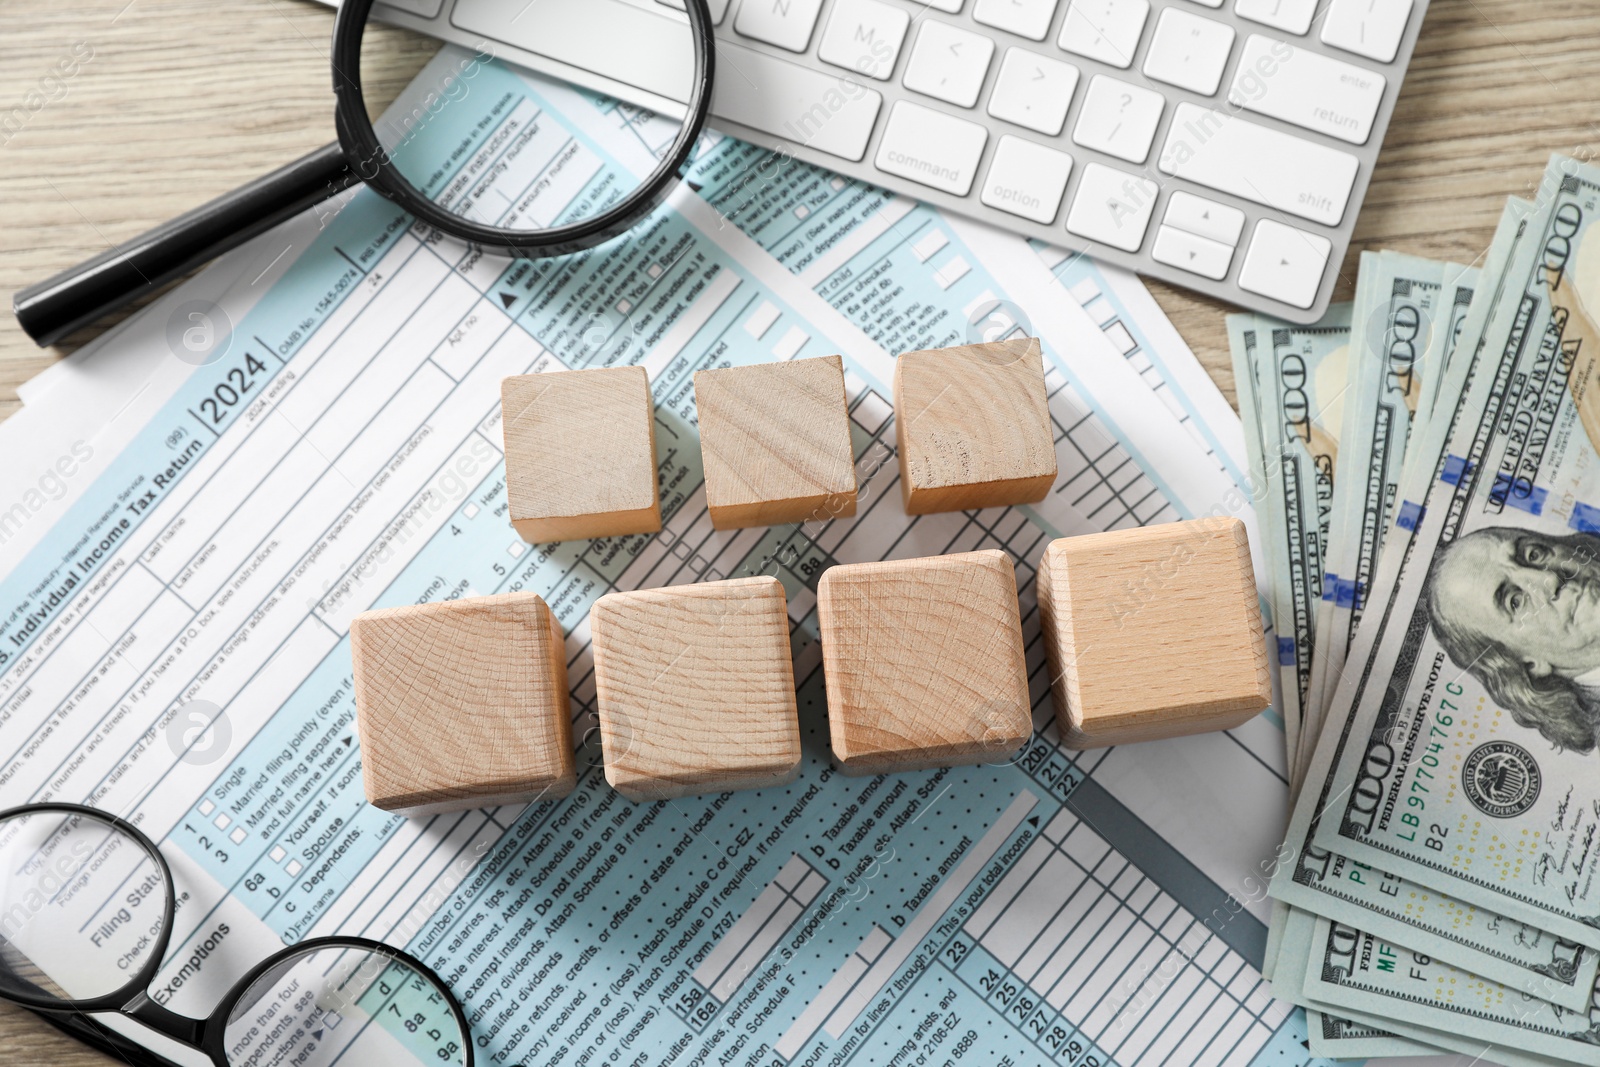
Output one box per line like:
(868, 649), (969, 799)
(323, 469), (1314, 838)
(223, 944), (466, 1067)
(0, 809), (167, 1005)
(356, 6), (697, 239)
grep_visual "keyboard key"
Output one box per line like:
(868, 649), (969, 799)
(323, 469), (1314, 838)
(1234, 0), (1316, 35)
(1058, 0), (1150, 69)
(734, 0), (824, 52)
(903, 20), (996, 107)
(1239, 219), (1332, 308)
(924, 0), (965, 10)
(1066, 162), (1160, 251)
(973, 0), (1061, 41)
(988, 47), (1080, 135)
(1152, 224), (1234, 279)
(655, 0), (731, 23)
(1072, 75), (1164, 164)
(1163, 190), (1244, 244)
(818, 0), (910, 80)
(1157, 102), (1358, 225)
(981, 136), (1074, 223)
(1321, 0), (1413, 63)
(1230, 35), (1385, 144)
(1142, 8), (1235, 95)
(455, 0), (692, 99)
(874, 100), (990, 195)
(711, 42), (883, 160)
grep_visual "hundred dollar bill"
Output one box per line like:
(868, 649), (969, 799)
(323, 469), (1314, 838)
(1227, 306), (1350, 793)
(1265, 195), (1522, 874)
(1268, 199), (1600, 1009)
(1267, 901), (1315, 1004)
(1299, 155), (1600, 948)
(1405, 271), (1480, 485)
(1304, 1008), (1445, 1060)
(1231, 313), (1300, 769)
(1301, 253), (1469, 784)
(1299, 957), (1578, 1067)
(1304, 998), (1570, 1067)
(1302, 916), (1600, 1066)
(1273, 901), (1443, 1055)
(1262, 898), (1287, 982)
(1318, 255), (1481, 749)
(1384, 202), (1529, 579)
(1277, 826), (1598, 1008)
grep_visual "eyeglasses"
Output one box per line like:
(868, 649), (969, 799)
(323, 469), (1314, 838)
(0, 803), (471, 1067)
(13, 0), (716, 347)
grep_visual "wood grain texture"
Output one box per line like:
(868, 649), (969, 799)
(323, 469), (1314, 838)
(817, 550), (1032, 775)
(350, 591), (574, 815)
(694, 354), (858, 529)
(589, 576), (800, 801)
(1, 0), (1598, 1060)
(502, 366), (661, 542)
(0, 1007), (106, 1067)
(5, 3), (1600, 426)
(893, 338), (1056, 515)
(1037, 518), (1271, 749)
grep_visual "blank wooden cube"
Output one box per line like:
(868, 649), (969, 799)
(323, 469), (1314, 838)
(351, 592), (574, 816)
(893, 338), (1056, 515)
(694, 355), (858, 530)
(590, 576), (800, 800)
(818, 550), (1032, 774)
(1037, 517), (1271, 749)
(502, 366), (660, 543)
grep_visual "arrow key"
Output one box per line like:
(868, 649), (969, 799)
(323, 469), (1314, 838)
(988, 47), (1080, 136)
(1239, 218), (1332, 310)
(1162, 190), (1244, 245)
(1152, 224), (1234, 281)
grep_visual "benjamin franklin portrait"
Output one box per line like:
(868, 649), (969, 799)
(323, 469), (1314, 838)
(1425, 526), (1600, 752)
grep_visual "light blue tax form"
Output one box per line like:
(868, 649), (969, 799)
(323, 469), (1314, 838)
(0, 48), (1329, 1067)
(673, 128), (1253, 509)
(1029, 249), (1254, 501)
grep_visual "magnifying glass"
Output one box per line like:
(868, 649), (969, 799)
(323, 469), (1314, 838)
(13, 0), (715, 348)
(0, 803), (472, 1066)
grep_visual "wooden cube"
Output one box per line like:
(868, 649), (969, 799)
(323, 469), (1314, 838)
(350, 592), (574, 816)
(818, 550), (1032, 774)
(694, 355), (858, 530)
(1037, 517), (1271, 749)
(502, 366), (660, 543)
(590, 576), (800, 800)
(893, 338), (1056, 515)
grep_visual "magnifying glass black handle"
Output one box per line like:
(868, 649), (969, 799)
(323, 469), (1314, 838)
(13, 142), (356, 349)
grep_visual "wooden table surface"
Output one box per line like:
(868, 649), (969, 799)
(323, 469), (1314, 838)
(1, 0), (1596, 1060)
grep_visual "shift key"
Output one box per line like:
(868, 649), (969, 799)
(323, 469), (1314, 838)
(1157, 103), (1358, 226)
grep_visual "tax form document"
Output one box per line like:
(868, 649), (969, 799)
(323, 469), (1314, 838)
(1031, 248), (1254, 498)
(0, 49), (1318, 1067)
(675, 136), (1255, 517)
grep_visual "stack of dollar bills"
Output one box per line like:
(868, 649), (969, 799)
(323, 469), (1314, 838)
(1232, 152), (1600, 1063)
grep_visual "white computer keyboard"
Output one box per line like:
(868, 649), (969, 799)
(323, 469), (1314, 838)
(358, 0), (1429, 323)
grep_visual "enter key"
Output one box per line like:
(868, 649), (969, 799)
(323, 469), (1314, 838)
(1229, 35), (1387, 145)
